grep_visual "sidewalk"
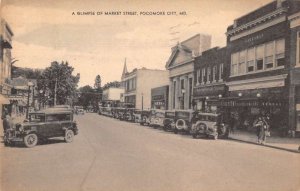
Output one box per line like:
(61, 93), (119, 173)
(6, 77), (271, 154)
(229, 129), (300, 153)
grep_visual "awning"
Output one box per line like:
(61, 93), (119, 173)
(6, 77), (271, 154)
(0, 94), (10, 104)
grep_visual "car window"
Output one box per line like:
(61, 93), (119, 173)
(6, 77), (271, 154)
(46, 114), (71, 122)
(29, 114), (45, 122)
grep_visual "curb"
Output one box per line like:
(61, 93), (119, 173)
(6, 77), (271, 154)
(228, 137), (300, 154)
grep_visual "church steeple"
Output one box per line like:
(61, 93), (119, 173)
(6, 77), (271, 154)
(122, 58), (128, 78)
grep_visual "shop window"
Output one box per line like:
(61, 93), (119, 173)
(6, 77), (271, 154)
(265, 42), (274, 69)
(275, 39), (285, 67)
(247, 48), (255, 72)
(256, 45), (264, 70)
(238, 51), (246, 74)
(231, 53), (238, 76)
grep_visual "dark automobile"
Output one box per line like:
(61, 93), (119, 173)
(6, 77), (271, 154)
(174, 110), (195, 134)
(124, 108), (136, 122)
(111, 107), (119, 118)
(4, 108), (78, 148)
(149, 109), (165, 128)
(163, 110), (176, 131)
(133, 109), (142, 123)
(139, 110), (152, 125)
(117, 108), (126, 120)
(190, 112), (229, 140)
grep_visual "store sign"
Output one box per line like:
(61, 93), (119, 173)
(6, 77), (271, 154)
(152, 95), (164, 101)
(244, 34), (264, 44)
(193, 84), (226, 97)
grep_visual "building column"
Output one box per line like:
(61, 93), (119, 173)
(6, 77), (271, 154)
(289, 84), (296, 133)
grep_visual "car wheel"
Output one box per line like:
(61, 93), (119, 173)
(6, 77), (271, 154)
(24, 133), (38, 148)
(65, 130), (74, 143)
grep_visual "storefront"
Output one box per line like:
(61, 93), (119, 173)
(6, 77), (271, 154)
(151, 85), (169, 110)
(193, 84), (227, 113)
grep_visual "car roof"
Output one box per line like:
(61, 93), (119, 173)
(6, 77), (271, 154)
(30, 108), (73, 115)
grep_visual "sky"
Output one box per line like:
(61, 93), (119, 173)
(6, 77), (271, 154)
(1, 0), (271, 87)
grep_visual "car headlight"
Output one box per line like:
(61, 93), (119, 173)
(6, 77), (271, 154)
(18, 125), (24, 132)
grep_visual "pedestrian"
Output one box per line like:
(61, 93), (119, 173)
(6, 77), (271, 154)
(255, 116), (269, 145)
(229, 114), (235, 134)
(2, 114), (11, 133)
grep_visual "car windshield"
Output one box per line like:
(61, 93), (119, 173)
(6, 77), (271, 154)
(29, 114), (45, 122)
(198, 114), (217, 122)
(155, 112), (165, 117)
(165, 112), (175, 117)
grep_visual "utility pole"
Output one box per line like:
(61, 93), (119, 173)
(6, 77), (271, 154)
(54, 78), (57, 106)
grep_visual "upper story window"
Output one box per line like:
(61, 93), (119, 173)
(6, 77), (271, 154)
(231, 53), (238, 76)
(256, 45), (264, 71)
(207, 67), (211, 83)
(201, 68), (205, 84)
(219, 63), (224, 81)
(247, 48), (255, 72)
(212, 66), (217, 82)
(181, 79), (184, 90)
(275, 39), (285, 67)
(230, 38), (285, 76)
(238, 51), (246, 74)
(196, 69), (201, 84)
(265, 42), (274, 69)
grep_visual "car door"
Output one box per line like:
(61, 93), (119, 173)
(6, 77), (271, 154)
(45, 114), (62, 137)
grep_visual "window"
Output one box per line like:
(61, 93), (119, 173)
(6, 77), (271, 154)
(231, 53), (238, 76)
(196, 69), (201, 84)
(219, 63), (224, 81)
(265, 42), (274, 69)
(247, 48), (255, 72)
(298, 32), (300, 66)
(238, 51), (246, 74)
(207, 67), (211, 83)
(201, 68), (205, 84)
(181, 79), (184, 90)
(256, 45), (264, 70)
(212, 66), (217, 82)
(275, 39), (285, 67)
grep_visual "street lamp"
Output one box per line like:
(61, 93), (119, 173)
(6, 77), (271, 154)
(26, 81), (34, 119)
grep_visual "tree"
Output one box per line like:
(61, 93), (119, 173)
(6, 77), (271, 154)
(102, 81), (121, 90)
(37, 61), (80, 106)
(94, 75), (101, 90)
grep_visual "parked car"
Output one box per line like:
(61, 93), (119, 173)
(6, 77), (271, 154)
(4, 108), (78, 148)
(140, 110), (152, 125)
(190, 112), (229, 140)
(133, 109), (142, 123)
(149, 109), (165, 128)
(123, 108), (135, 122)
(163, 110), (176, 131)
(117, 108), (126, 120)
(174, 110), (195, 134)
(111, 107), (119, 118)
(74, 106), (84, 115)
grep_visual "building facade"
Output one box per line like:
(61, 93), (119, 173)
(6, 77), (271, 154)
(224, 0), (300, 132)
(166, 34), (211, 110)
(151, 85), (169, 110)
(0, 19), (13, 119)
(102, 87), (124, 103)
(193, 47), (227, 113)
(121, 63), (169, 110)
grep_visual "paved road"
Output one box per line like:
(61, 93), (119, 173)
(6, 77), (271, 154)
(1, 113), (300, 191)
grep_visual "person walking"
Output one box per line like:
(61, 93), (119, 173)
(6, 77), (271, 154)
(255, 116), (269, 145)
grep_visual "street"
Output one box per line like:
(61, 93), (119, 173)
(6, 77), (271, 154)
(1, 113), (300, 191)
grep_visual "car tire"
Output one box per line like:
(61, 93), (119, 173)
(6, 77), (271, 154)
(24, 133), (38, 148)
(65, 130), (74, 143)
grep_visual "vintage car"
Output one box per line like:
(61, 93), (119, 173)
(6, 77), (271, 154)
(190, 112), (229, 140)
(133, 109), (142, 123)
(111, 107), (119, 118)
(163, 110), (176, 131)
(149, 110), (165, 128)
(4, 108), (78, 148)
(124, 108), (136, 122)
(117, 108), (127, 120)
(139, 110), (152, 125)
(74, 106), (84, 115)
(174, 110), (195, 134)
